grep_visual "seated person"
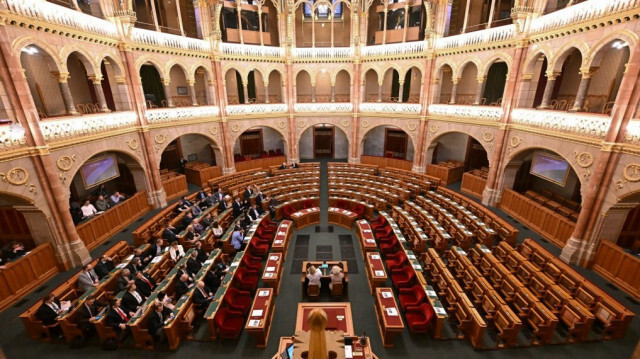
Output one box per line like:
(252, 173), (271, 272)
(134, 271), (156, 297)
(205, 193), (217, 208)
(94, 195), (110, 212)
(133, 248), (152, 267)
(3, 242), (26, 261)
(329, 265), (344, 291)
(307, 265), (322, 289)
(126, 257), (144, 275)
(239, 212), (253, 231)
(155, 292), (175, 312)
(121, 283), (146, 317)
(94, 254), (115, 279)
(291, 162), (299, 168)
(247, 203), (262, 221)
(78, 263), (100, 292)
(105, 298), (130, 342)
(168, 241), (185, 262)
(182, 226), (200, 246)
(36, 293), (63, 326)
(182, 212), (195, 229)
(211, 221), (224, 241)
(177, 263), (194, 283)
(76, 295), (106, 337)
(186, 250), (204, 276)
(80, 200), (97, 219)
(218, 196), (229, 211)
(199, 213), (213, 230)
(177, 196), (192, 212)
(117, 269), (133, 292)
(268, 196), (279, 219)
(191, 204), (202, 217)
(279, 162), (287, 170)
(192, 280), (213, 311)
(231, 226), (245, 252)
(174, 273), (193, 299)
(148, 238), (164, 258)
(148, 302), (169, 345)
(194, 241), (209, 263)
(163, 225), (179, 243)
(232, 197), (244, 217)
(94, 184), (109, 198)
(192, 221), (204, 235)
(110, 191), (125, 205)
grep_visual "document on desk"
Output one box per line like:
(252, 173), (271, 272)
(386, 308), (398, 316)
(252, 310), (263, 317)
(381, 291), (393, 299)
(258, 290), (269, 297)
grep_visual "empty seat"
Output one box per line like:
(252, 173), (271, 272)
(224, 287), (252, 315)
(214, 308), (244, 339)
(398, 284), (426, 311)
(391, 266), (416, 288)
(404, 303), (435, 334)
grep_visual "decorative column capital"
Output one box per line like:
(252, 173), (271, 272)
(52, 72), (70, 83)
(476, 76), (486, 83)
(115, 76), (127, 83)
(545, 71), (560, 80)
(89, 75), (103, 84)
(452, 77), (460, 85)
(579, 67), (595, 79)
(187, 79), (196, 86)
(162, 78), (171, 86)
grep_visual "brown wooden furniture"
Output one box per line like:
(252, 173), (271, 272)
(374, 287), (404, 347)
(184, 162), (222, 187)
(161, 172), (188, 201)
(245, 288), (275, 348)
(356, 219), (378, 254)
(295, 302), (354, 335)
(235, 156), (286, 172)
(328, 197), (374, 220)
(361, 155), (413, 170)
(291, 207), (321, 230)
(271, 220), (293, 257)
(301, 261), (349, 299)
(262, 253), (283, 294)
(327, 207), (358, 229)
(365, 252), (387, 293)
(592, 240), (640, 301)
(427, 161), (465, 185)
(461, 171), (487, 199)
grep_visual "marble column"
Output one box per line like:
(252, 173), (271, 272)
(264, 82), (270, 103)
(54, 72), (78, 115)
(474, 76), (486, 105)
(188, 80), (198, 106)
(570, 70), (593, 112)
(377, 81), (383, 102)
(311, 83), (316, 102)
(331, 82), (335, 102)
(162, 79), (174, 107)
(90, 75), (110, 112)
(243, 81), (250, 103)
(397, 80), (404, 102)
(449, 77), (460, 104)
(538, 71), (559, 109)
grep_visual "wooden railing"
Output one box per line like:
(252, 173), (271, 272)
(426, 162), (465, 185)
(498, 189), (575, 248)
(234, 156), (286, 172)
(592, 241), (640, 300)
(360, 155), (412, 171)
(0, 243), (59, 311)
(460, 172), (487, 199)
(184, 163), (222, 187)
(162, 173), (189, 200)
(76, 192), (150, 250)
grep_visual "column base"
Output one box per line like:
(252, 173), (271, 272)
(69, 239), (91, 266)
(348, 157), (360, 164)
(411, 165), (425, 173)
(559, 236), (585, 265)
(147, 189), (167, 209)
(223, 167), (236, 175)
(482, 187), (502, 207)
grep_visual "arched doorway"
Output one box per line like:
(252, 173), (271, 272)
(20, 44), (66, 117)
(584, 39), (631, 114)
(296, 70), (313, 103)
(66, 52), (98, 114)
(428, 132), (489, 173)
(362, 125), (414, 161)
(234, 126), (285, 162)
(160, 134), (223, 178)
(140, 63), (166, 108)
(363, 69), (379, 102)
(299, 124), (349, 159)
(483, 61), (508, 106)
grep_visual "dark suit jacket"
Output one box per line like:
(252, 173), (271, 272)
(94, 260), (114, 279)
(192, 287), (212, 309)
(147, 310), (164, 337)
(126, 262), (143, 275)
(232, 201), (243, 217)
(117, 275), (132, 292)
(248, 208), (261, 221)
(195, 248), (208, 263)
(121, 291), (145, 314)
(135, 274), (156, 297)
(76, 303), (100, 331)
(186, 257), (202, 276)
(163, 228), (178, 242)
(243, 189), (252, 201)
(36, 300), (60, 326)
(105, 308), (128, 332)
(175, 280), (190, 299)
(147, 243), (163, 258)
(255, 194), (264, 207)
(218, 200), (227, 211)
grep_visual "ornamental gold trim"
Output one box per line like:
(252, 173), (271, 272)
(56, 155), (77, 171)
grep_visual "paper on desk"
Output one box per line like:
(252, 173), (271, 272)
(363, 229), (372, 233)
(248, 319), (261, 327)
(426, 290), (437, 297)
(230, 261), (239, 267)
(264, 272), (274, 278)
(366, 239), (375, 244)
(371, 254), (380, 260)
(151, 256), (162, 264)
(386, 307), (398, 316)
(277, 231), (286, 236)
(374, 270), (384, 277)
(258, 290), (269, 297)
(434, 307), (447, 315)
(269, 255), (279, 261)
(381, 291), (393, 298)
(266, 266), (275, 272)
(274, 240), (283, 244)
(252, 310), (263, 317)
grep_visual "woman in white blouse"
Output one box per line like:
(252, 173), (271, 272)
(307, 265), (323, 287)
(329, 265), (344, 290)
(168, 241), (185, 261)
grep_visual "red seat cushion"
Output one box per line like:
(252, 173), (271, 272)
(385, 251), (408, 271)
(225, 287), (252, 315)
(391, 266), (415, 288)
(405, 303), (435, 333)
(214, 308), (244, 339)
(398, 285), (426, 311)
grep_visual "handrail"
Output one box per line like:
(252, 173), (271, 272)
(511, 108), (611, 139)
(361, 41), (427, 57)
(220, 42), (284, 58)
(435, 24), (515, 50)
(131, 27), (210, 52)
(428, 104), (503, 122)
(39, 111), (137, 142)
(292, 47), (354, 59)
(146, 106), (220, 123)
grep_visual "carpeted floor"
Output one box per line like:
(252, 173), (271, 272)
(0, 161), (638, 358)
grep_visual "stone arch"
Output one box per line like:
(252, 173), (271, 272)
(430, 130), (491, 165)
(11, 36), (62, 71)
(97, 54), (125, 78)
(455, 58), (481, 78)
(60, 47), (98, 76)
(230, 122), (289, 155)
(361, 65), (383, 84)
(435, 61), (457, 79)
(523, 49), (550, 75)
(587, 30), (638, 68)
(294, 68), (314, 84)
(359, 124), (416, 161)
(136, 57), (165, 79)
(550, 42), (589, 72)
(165, 61), (190, 81)
(298, 121), (351, 159)
(157, 131), (223, 164)
(330, 66), (353, 84)
(481, 53), (512, 77)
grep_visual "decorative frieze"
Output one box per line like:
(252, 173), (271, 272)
(359, 103), (421, 115)
(294, 103), (353, 113)
(146, 106), (220, 124)
(428, 104), (503, 122)
(226, 104), (287, 116)
(39, 112), (137, 142)
(511, 109), (611, 140)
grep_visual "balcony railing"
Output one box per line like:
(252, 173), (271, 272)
(6, 0), (117, 38)
(294, 103), (353, 112)
(625, 119), (640, 146)
(39, 111), (137, 142)
(0, 123), (28, 151)
(428, 104), (503, 122)
(131, 28), (210, 52)
(435, 24), (515, 51)
(361, 41), (427, 58)
(529, 0), (640, 36)
(511, 108), (611, 139)
(292, 47), (354, 59)
(359, 103), (421, 114)
(226, 104), (287, 115)
(146, 106), (220, 124)
(220, 43), (284, 59)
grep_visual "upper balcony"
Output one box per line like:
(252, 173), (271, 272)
(38, 111), (137, 143)
(510, 108), (611, 142)
(131, 27), (210, 53)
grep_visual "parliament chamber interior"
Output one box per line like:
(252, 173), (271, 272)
(1, 0), (640, 357)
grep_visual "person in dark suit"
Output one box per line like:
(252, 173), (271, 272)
(279, 162), (287, 170)
(247, 204), (262, 221)
(232, 197), (244, 217)
(94, 255), (115, 279)
(126, 257), (144, 275)
(121, 283), (145, 317)
(212, 188), (224, 202)
(36, 293), (61, 326)
(133, 248), (152, 267)
(177, 263), (194, 283)
(194, 241), (208, 263)
(134, 271), (156, 297)
(175, 273), (193, 299)
(117, 269), (133, 292)
(291, 162), (299, 168)
(192, 280), (213, 311)
(186, 251), (202, 276)
(243, 185), (253, 202)
(255, 191), (265, 208)
(218, 198), (228, 211)
(205, 193), (217, 208)
(147, 302), (167, 346)
(76, 295), (105, 337)
(147, 238), (164, 258)
(182, 212), (194, 229)
(105, 298), (130, 342)
(163, 225), (178, 243)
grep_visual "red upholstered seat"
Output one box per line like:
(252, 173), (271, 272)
(385, 251), (409, 272)
(224, 287), (252, 315)
(283, 205), (296, 218)
(371, 216), (387, 230)
(352, 204), (366, 218)
(379, 236), (400, 255)
(235, 268), (259, 291)
(391, 266), (416, 288)
(242, 254), (263, 272)
(262, 219), (278, 230)
(258, 222), (276, 234)
(336, 200), (349, 210)
(398, 284), (426, 311)
(375, 225), (393, 239)
(302, 200), (314, 209)
(255, 227), (274, 241)
(214, 308), (244, 339)
(404, 303), (435, 333)
(249, 237), (269, 257)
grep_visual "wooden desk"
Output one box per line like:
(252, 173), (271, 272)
(365, 252), (387, 293)
(356, 219), (378, 254)
(461, 171), (487, 199)
(262, 253), (283, 294)
(328, 197), (374, 220)
(424, 285), (449, 339)
(245, 288), (275, 348)
(301, 261), (349, 298)
(296, 302), (354, 335)
(374, 287), (404, 347)
(271, 220), (293, 257)
(328, 207), (358, 229)
(291, 207), (321, 229)
(273, 336), (377, 359)
(427, 163), (464, 185)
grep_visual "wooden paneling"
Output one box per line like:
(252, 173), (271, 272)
(235, 156), (286, 172)
(499, 189), (575, 248)
(184, 163), (222, 187)
(593, 241), (640, 300)
(461, 172), (487, 199)
(76, 192), (150, 250)
(0, 243), (59, 311)
(426, 163), (465, 185)
(360, 155), (412, 171)
(162, 174), (189, 200)
(0, 207), (34, 248)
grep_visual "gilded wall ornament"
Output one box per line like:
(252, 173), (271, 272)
(623, 164), (640, 182)
(481, 131), (494, 142)
(510, 136), (522, 148)
(126, 139), (139, 150)
(231, 124), (241, 132)
(297, 120), (306, 128)
(573, 151), (594, 168)
(56, 155), (77, 171)
(277, 121), (286, 129)
(407, 122), (417, 131)
(429, 124), (439, 134)
(361, 120), (370, 128)
(209, 125), (219, 135)
(341, 119), (350, 128)
(154, 133), (167, 144)
(0, 167), (29, 186)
